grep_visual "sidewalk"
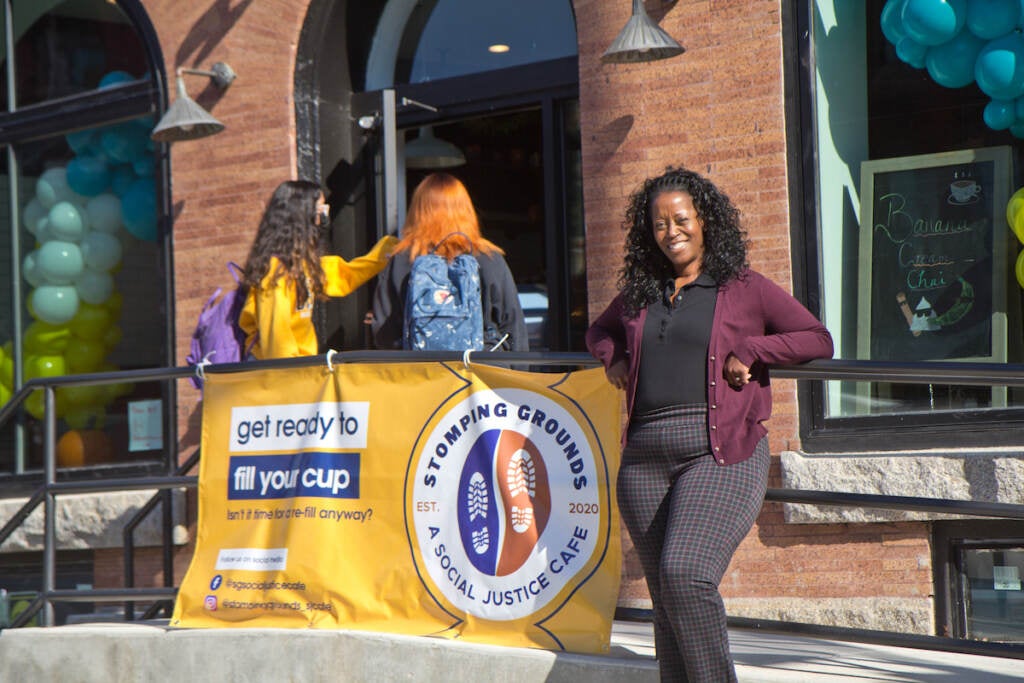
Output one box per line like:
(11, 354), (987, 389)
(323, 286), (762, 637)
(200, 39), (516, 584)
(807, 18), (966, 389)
(0, 618), (1020, 682)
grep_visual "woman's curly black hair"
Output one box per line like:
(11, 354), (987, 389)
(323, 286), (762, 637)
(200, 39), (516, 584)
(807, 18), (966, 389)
(618, 166), (749, 316)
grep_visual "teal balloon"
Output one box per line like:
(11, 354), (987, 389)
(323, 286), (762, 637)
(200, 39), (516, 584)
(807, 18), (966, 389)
(31, 286), (79, 325)
(109, 165), (136, 196)
(976, 33), (1024, 100)
(99, 71), (134, 88)
(66, 156), (111, 197)
(925, 30), (985, 87)
(86, 193), (122, 233)
(66, 129), (98, 155)
(74, 268), (114, 305)
(1011, 121), (1024, 138)
(901, 0), (967, 46)
(80, 231), (122, 271)
(100, 124), (149, 164)
(984, 99), (1016, 129)
(37, 240), (84, 285)
(965, 0), (1019, 40)
(132, 158), (154, 177)
(121, 179), (157, 241)
(896, 36), (928, 68)
(881, 0), (908, 46)
(47, 202), (88, 242)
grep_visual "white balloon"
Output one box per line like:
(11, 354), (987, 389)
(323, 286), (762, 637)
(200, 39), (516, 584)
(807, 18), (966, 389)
(22, 199), (47, 235)
(74, 268), (114, 304)
(80, 231), (123, 271)
(85, 193), (122, 233)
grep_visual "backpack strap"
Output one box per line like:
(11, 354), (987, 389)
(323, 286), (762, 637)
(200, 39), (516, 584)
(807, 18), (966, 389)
(431, 232), (473, 256)
(227, 261), (244, 284)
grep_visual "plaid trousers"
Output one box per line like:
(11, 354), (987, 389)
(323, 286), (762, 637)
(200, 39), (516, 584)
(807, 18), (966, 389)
(619, 403), (770, 683)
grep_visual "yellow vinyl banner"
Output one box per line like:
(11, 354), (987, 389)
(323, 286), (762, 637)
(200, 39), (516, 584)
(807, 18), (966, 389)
(171, 361), (622, 654)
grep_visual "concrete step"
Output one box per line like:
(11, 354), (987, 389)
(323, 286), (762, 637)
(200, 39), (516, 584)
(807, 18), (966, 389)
(0, 619), (1019, 682)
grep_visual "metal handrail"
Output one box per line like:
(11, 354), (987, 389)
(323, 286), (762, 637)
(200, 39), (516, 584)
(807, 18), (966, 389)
(1, 354), (1023, 657)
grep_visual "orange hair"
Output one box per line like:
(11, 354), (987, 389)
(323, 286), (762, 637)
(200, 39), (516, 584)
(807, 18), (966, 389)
(394, 173), (503, 259)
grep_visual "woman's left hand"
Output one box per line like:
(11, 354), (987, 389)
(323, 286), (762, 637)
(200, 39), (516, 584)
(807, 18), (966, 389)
(724, 354), (751, 387)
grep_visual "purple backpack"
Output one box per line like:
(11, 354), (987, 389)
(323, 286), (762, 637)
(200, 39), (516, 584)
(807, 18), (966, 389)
(186, 262), (249, 389)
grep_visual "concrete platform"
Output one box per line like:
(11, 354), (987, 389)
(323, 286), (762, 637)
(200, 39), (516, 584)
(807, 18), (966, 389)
(0, 619), (1021, 682)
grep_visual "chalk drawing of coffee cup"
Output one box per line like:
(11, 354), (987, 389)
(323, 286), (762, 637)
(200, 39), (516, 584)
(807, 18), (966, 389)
(949, 179), (980, 203)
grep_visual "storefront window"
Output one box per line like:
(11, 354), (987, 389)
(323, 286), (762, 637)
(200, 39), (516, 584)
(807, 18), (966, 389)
(809, 1), (1024, 427)
(0, 1), (165, 478)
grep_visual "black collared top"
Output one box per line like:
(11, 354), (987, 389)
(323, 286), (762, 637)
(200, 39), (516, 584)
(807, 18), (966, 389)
(634, 272), (718, 414)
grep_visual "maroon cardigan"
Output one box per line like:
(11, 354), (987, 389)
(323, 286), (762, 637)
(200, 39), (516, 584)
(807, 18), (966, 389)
(585, 269), (834, 465)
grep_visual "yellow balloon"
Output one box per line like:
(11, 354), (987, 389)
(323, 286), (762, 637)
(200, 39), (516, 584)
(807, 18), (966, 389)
(102, 324), (123, 350)
(64, 338), (106, 374)
(1017, 250), (1024, 290)
(69, 302), (112, 341)
(103, 290), (123, 317)
(58, 384), (105, 409)
(1006, 189), (1024, 226)
(0, 382), (10, 405)
(25, 390), (46, 419)
(23, 320), (72, 354)
(1013, 207), (1024, 245)
(25, 354), (67, 380)
(0, 350), (13, 389)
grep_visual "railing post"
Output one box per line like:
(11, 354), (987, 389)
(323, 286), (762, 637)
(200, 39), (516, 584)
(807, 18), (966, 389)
(41, 384), (57, 627)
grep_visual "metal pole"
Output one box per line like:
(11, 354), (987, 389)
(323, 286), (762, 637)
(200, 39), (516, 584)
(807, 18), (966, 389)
(41, 386), (56, 626)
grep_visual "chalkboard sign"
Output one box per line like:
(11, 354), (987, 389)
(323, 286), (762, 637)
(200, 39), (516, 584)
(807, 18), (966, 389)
(857, 147), (1012, 363)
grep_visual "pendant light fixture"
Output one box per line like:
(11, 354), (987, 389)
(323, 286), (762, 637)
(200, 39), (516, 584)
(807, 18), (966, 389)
(602, 0), (685, 64)
(151, 62), (236, 143)
(404, 126), (466, 169)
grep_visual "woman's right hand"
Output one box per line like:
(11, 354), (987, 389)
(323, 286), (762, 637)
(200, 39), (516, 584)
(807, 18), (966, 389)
(605, 360), (628, 390)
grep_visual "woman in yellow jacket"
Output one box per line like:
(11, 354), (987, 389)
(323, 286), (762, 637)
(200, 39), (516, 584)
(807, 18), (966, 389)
(239, 180), (397, 358)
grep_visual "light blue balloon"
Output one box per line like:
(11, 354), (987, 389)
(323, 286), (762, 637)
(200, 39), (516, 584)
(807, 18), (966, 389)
(85, 193), (122, 233)
(901, 0), (967, 46)
(976, 33), (1024, 100)
(80, 231), (123, 271)
(896, 36), (929, 68)
(22, 199), (47, 235)
(98, 71), (134, 88)
(966, 0), (1019, 40)
(66, 156), (111, 197)
(31, 286), (80, 325)
(36, 167), (71, 208)
(984, 99), (1017, 129)
(47, 202), (88, 242)
(925, 30), (986, 87)
(100, 123), (149, 164)
(22, 251), (45, 288)
(881, 0), (909, 46)
(1010, 121), (1024, 138)
(121, 179), (158, 241)
(74, 268), (114, 305)
(37, 240), (85, 285)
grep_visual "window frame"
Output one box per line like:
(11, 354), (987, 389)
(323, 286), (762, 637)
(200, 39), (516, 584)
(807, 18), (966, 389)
(0, 0), (175, 485)
(785, 0), (1024, 452)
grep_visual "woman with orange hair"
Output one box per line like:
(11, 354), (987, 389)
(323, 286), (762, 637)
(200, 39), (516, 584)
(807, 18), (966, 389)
(371, 172), (527, 351)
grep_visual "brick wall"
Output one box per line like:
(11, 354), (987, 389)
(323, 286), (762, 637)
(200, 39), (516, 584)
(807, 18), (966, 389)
(142, 0), (308, 460)
(574, 0), (932, 611)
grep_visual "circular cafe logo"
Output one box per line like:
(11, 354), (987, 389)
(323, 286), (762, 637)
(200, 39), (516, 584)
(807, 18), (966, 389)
(407, 387), (605, 621)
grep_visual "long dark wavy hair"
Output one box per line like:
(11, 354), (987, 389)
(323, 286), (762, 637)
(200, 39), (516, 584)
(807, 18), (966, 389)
(241, 179), (326, 307)
(618, 166), (749, 316)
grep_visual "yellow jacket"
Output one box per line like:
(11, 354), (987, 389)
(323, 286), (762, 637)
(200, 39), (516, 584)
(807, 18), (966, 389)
(239, 236), (397, 359)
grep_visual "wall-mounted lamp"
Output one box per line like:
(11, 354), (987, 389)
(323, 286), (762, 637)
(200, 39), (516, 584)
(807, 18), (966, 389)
(602, 0), (685, 64)
(405, 126), (466, 169)
(151, 62), (236, 143)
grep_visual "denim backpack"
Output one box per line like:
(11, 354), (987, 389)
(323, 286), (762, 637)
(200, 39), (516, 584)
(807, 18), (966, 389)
(186, 262), (249, 388)
(403, 234), (484, 351)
